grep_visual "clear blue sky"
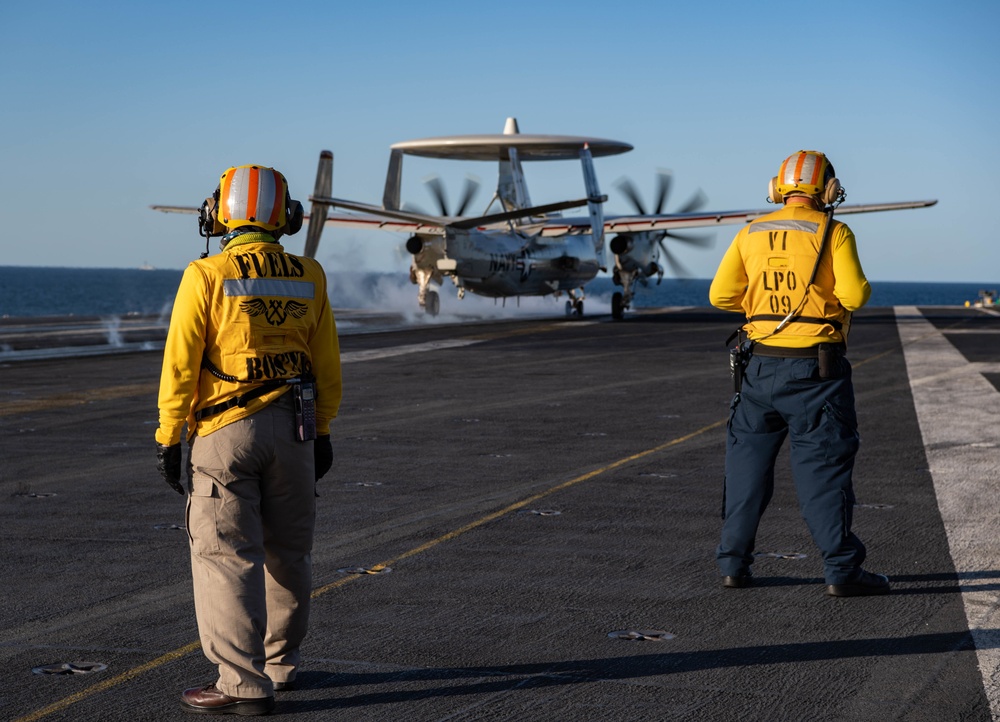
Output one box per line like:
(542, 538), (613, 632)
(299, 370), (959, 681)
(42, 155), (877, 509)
(2, 0), (997, 282)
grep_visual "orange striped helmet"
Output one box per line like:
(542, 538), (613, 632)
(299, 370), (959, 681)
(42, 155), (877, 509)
(218, 165), (289, 232)
(773, 150), (835, 197)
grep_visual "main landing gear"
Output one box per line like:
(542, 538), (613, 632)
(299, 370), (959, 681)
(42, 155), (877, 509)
(611, 291), (624, 320)
(424, 289), (440, 316)
(413, 264), (442, 317)
(610, 266), (641, 321)
(564, 289), (585, 317)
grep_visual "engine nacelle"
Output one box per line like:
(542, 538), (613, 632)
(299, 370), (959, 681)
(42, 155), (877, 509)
(609, 234), (633, 256)
(405, 236), (424, 255)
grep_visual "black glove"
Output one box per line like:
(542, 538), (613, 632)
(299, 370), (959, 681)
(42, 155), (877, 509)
(156, 443), (185, 495)
(314, 435), (333, 481)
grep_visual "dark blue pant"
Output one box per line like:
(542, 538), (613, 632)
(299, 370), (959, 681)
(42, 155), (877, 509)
(717, 354), (867, 585)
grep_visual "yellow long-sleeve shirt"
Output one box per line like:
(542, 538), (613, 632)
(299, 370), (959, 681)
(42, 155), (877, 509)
(155, 236), (342, 446)
(709, 204), (870, 348)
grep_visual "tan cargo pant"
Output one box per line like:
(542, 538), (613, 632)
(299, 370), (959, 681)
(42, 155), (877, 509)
(186, 393), (316, 698)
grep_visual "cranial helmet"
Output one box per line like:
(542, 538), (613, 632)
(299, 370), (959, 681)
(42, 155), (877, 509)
(199, 165), (304, 239)
(218, 165), (291, 231)
(768, 150), (844, 206)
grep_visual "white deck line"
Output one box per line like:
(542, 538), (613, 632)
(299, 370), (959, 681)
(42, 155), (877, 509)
(896, 305), (1000, 718)
(340, 338), (482, 363)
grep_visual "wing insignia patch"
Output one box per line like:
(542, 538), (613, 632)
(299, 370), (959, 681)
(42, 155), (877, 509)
(240, 298), (308, 326)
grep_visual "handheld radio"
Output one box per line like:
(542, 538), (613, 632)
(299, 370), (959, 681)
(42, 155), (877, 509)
(293, 382), (317, 442)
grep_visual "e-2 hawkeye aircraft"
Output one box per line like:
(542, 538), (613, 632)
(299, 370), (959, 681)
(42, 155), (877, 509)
(302, 117), (936, 318)
(153, 117), (937, 318)
(304, 116), (624, 317)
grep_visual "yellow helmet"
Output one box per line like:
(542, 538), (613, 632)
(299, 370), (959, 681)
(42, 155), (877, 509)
(768, 150), (843, 205)
(218, 164), (289, 232)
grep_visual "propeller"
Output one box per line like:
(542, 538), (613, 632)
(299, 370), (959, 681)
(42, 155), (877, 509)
(398, 175), (481, 260)
(416, 174), (481, 217)
(614, 171), (714, 277)
(657, 238), (693, 279)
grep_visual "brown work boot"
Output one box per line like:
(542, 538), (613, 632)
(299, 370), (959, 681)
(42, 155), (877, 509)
(180, 683), (275, 715)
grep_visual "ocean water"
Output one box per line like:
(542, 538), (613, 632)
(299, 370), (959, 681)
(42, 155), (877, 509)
(0, 266), (995, 319)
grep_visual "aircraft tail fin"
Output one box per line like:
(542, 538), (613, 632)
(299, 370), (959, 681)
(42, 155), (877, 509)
(497, 117), (533, 221)
(580, 144), (606, 267)
(382, 149), (403, 211)
(303, 150), (333, 258)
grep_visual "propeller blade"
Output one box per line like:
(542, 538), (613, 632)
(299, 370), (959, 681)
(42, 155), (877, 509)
(676, 189), (708, 215)
(425, 176), (449, 216)
(614, 177), (646, 215)
(657, 238), (693, 278)
(654, 171), (672, 214)
(454, 175), (481, 216)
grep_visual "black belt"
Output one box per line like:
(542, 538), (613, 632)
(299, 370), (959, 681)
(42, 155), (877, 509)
(194, 379), (294, 422)
(748, 314), (843, 331)
(752, 343), (845, 359)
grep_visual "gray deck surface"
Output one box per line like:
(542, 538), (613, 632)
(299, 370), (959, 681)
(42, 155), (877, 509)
(2, 306), (998, 721)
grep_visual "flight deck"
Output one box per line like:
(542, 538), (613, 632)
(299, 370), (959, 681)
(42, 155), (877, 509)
(1, 306), (998, 721)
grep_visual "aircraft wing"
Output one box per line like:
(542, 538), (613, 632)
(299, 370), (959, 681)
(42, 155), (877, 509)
(531, 199), (938, 237)
(308, 193), (600, 235)
(318, 210), (446, 235)
(150, 204), (200, 215)
(154, 197), (937, 243)
(150, 204), (447, 235)
(816, 200), (939, 216)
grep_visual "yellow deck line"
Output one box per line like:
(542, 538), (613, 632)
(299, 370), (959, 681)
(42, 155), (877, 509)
(14, 420), (723, 721)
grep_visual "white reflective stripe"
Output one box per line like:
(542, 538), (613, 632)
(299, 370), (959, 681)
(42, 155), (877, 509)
(802, 154), (821, 185)
(748, 220), (819, 233)
(783, 153), (820, 187)
(254, 170), (277, 223)
(226, 167), (278, 223)
(227, 167), (251, 220)
(224, 279), (315, 298)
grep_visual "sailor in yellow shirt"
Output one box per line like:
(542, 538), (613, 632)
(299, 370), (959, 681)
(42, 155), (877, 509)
(155, 165), (342, 715)
(708, 151), (889, 598)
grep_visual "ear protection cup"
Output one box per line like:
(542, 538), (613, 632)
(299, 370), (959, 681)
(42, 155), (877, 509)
(768, 176), (783, 204)
(821, 177), (843, 206)
(285, 199), (304, 236)
(198, 189), (227, 237)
